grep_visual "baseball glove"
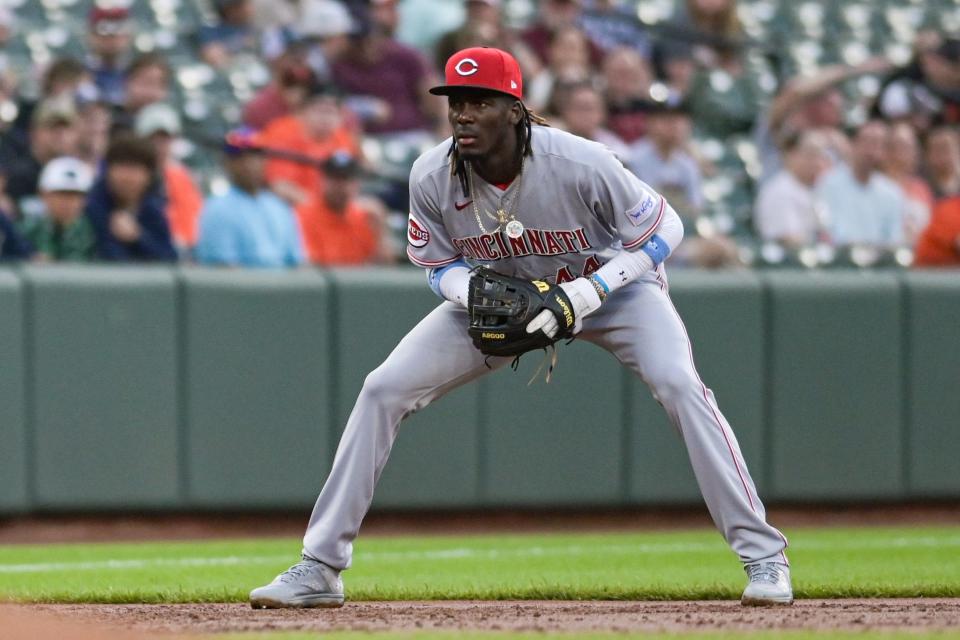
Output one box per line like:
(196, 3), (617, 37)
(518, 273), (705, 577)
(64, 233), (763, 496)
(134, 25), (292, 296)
(467, 267), (576, 357)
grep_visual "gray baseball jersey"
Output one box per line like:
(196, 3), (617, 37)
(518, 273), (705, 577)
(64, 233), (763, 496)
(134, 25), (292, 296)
(300, 125), (789, 576)
(407, 126), (665, 283)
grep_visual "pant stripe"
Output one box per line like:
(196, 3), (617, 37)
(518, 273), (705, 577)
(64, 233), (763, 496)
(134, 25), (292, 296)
(664, 289), (790, 564)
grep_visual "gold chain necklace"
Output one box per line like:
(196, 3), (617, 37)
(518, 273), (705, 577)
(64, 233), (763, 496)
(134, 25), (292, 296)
(466, 157), (526, 239)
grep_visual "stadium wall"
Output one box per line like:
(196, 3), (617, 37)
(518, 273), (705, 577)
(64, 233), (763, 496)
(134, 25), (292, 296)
(0, 265), (956, 515)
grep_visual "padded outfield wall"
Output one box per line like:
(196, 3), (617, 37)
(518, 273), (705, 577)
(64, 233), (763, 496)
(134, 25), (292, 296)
(0, 265), (955, 514)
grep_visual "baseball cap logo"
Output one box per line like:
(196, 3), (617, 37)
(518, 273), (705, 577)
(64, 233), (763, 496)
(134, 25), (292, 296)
(455, 58), (479, 76)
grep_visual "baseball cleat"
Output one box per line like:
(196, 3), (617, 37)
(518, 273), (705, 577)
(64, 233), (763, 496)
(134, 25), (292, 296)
(741, 561), (794, 606)
(249, 555), (345, 609)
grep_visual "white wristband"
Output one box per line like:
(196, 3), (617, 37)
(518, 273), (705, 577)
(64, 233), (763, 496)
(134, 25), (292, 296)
(558, 277), (602, 333)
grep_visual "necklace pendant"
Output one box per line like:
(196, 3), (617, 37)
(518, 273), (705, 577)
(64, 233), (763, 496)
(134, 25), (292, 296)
(495, 208), (509, 225)
(505, 219), (525, 239)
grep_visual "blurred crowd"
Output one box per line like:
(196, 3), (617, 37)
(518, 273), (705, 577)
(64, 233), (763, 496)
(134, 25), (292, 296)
(1, 0), (960, 268)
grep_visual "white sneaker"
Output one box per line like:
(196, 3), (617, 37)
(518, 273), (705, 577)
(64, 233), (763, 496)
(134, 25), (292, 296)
(249, 555), (345, 609)
(741, 561), (794, 606)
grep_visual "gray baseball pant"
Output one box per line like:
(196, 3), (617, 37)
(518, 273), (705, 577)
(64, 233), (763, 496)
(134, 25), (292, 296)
(302, 275), (789, 569)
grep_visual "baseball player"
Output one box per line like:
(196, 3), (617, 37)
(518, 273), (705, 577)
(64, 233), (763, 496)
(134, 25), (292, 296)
(250, 47), (793, 609)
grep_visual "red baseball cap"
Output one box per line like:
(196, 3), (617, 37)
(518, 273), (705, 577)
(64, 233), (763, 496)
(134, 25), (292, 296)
(89, 6), (130, 25)
(429, 47), (523, 100)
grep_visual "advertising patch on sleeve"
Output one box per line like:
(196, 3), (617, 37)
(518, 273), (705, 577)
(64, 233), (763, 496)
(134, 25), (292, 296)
(407, 215), (430, 248)
(625, 189), (661, 227)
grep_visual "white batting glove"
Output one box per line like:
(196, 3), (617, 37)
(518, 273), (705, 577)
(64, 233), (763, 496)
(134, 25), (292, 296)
(525, 278), (603, 338)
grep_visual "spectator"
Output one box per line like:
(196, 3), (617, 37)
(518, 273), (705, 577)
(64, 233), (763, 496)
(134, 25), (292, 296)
(628, 99), (738, 268)
(85, 6), (133, 106)
(76, 95), (113, 166)
(0, 9), (16, 125)
(602, 47), (653, 143)
(923, 125), (960, 201)
(199, 0), (259, 69)
(135, 103), (203, 253)
(526, 26), (593, 114)
(367, 0), (402, 38)
(521, 0), (603, 68)
(655, 41), (697, 104)
(2, 97), (81, 219)
(85, 134), (176, 261)
(331, 11), (442, 136)
(260, 83), (361, 206)
(628, 100), (703, 215)
(755, 58), (890, 183)
(113, 53), (172, 133)
(0, 209), (32, 260)
(875, 33), (960, 131)
(555, 81), (629, 160)
(0, 172), (13, 217)
(43, 57), (95, 101)
(295, 0), (356, 84)
(579, 0), (651, 59)
(0, 6), (15, 49)
(243, 55), (316, 129)
(817, 121), (906, 248)
(686, 42), (764, 138)
(298, 151), (386, 265)
(17, 157), (96, 262)
(670, 0), (743, 69)
(435, 0), (508, 71)
(754, 131), (830, 247)
(196, 129), (304, 268)
(884, 122), (934, 244)
(914, 195), (960, 266)
(1, 57), (96, 177)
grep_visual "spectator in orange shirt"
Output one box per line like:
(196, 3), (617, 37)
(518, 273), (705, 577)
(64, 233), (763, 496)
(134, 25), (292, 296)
(914, 196), (960, 266)
(260, 82), (360, 206)
(884, 122), (934, 244)
(297, 151), (389, 266)
(135, 103), (203, 254)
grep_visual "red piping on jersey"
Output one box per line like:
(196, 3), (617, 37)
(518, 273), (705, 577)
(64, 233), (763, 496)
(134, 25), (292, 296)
(655, 263), (666, 292)
(492, 179), (514, 191)
(623, 196), (665, 251)
(663, 289), (790, 566)
(406, 247), (463, 268)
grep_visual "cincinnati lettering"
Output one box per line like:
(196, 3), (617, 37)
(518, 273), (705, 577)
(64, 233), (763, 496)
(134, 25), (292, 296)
(452, 227), (593, 261)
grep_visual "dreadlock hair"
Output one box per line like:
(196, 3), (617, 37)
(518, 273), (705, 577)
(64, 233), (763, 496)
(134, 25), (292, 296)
(448, 101), (549, 197)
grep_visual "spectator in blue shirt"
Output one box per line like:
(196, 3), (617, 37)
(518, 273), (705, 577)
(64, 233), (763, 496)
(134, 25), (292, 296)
(0, 210), (33, 260)
(85, 134), (177, 261)
(196, 129), (304, 268)
(85, 6), (133, 106)
(628, 100), (704, 214)
(817, 120), (907, 248)
(200, 0), (259, 69)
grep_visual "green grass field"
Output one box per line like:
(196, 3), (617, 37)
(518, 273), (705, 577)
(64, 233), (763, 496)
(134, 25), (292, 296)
(0, 525), (958, 604)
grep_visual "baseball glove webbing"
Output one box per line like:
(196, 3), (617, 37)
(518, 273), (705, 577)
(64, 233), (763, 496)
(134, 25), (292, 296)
(467, 267), (576, 382)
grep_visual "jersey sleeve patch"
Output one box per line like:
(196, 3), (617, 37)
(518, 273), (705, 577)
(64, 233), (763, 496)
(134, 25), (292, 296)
(624, 190), (660, 227)
(407, 215), (430, 248)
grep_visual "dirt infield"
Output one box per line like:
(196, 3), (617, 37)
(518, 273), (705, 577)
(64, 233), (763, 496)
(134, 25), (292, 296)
(26, 600), (960, 635)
